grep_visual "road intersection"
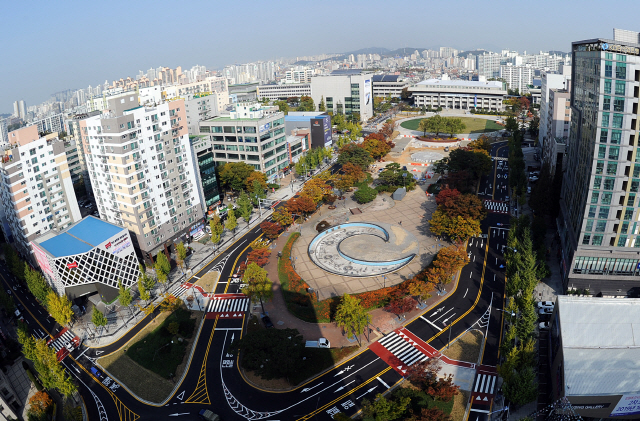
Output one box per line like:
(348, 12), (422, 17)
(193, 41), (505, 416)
(1, 141), (511, 420)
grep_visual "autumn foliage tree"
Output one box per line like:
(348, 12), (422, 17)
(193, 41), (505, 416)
(406, 357), (443, 389)
(362, 136), (392, 160)
(28, 391), (53, 416)
(271, 207), (294, 226)
(247, 248), (271, 267)
(384, 296), (417, 319)
(301, 178), (332, 204)
(286, 195), (316, 216)
(260, 221), (282, 239)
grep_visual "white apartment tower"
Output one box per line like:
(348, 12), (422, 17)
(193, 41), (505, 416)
(81, 94), (204, 261)
(0, 125), (82, 261)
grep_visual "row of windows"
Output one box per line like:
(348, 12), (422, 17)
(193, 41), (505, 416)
(573, 256), (639, 276)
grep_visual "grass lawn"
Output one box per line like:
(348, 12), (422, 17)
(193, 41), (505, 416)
(441, 330), (483, 363)
(126, 307), (196, 379)
(400, 117), (503, 134)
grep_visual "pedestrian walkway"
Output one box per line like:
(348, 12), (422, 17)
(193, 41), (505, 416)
(470, 365), (499, 408)
(47, 328), (80, 361)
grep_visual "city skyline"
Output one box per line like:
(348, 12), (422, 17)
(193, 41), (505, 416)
(2, 0), (639, 111)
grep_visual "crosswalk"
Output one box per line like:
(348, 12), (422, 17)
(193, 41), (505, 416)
(484, 200), (509, 214)
(169, 283), (190, 298)
(493, 156), (507, 161)
(376, 331), (429, 368)
(46, 328), (79, 361)
(471, 370), (498, 406)
(206, 294), (249, 319)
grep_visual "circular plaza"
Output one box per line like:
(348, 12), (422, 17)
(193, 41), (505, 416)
(307, 222), (419, 277)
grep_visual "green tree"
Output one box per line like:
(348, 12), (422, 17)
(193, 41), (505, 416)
(30, 339), (76, 396)
(241, 262), (273, 313)
(17, 321), (36, 360)
(444, 117), (466, 138)
(354, 185), (377, 204)
(318, 96), (326, 112)
(91, 307), (108, 331)
(505, 116), (519, 133)
(232, 328), (305, 380)
(236, 191), (253, 225)
(0, 289), (15, 313)
(425, 115), (447, 137)
(251, 179), (267, 207)
(218, 162), (257, 192)
(418, 118), (430, 137)
(139, 264), (156, 293)
(46, 291), (74, 326)
(274, 100), (289, 115)
(361, 393), (411, 421)
(225, 209), (238, 236)
(334, 294), (371, 346)
(299, 95), (315, 111)
(137, 277), (150, 304)
(210, 214), (224, 249)
(175, 242), (187, 269)
(25, 266), (50, 304)
(337, 143), (373, 170)
(117, 279), (132, 312)
(155, 252), (171, 290)
(3, 245), (26, 282)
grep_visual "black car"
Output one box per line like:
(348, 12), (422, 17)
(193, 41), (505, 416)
(261, 315), (274, 328)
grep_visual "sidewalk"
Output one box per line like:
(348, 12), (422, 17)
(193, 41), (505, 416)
(76, 160), (333, 347)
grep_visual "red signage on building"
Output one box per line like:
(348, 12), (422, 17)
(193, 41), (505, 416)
(67, 262), (78, 269)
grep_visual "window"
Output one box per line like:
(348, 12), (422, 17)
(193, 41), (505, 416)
(604, 79), (612, 94)
(608, 146), (620, 160)
(600, 129), (608, 143)
(593, 176), (602, 189)
(624, 208), (634, 221)
(614, 98), (625, 112)
(586, 219), (594, 231)
(611, 130), (622, 145)
(612, 114), (623, 129)
(616, 62), (627, 79)
(598, 145), (607, 159)
(603, 177), (615, 190)
(595, 161), (604, 174)
(595, 220), (607, 232)
(606, 162), (617, 175)
(602, 113), (610, 128)
(632, 179), (640, 193)
(582, 234), (591, 245)
(615, 80), (625, 95)
(603, 96), (611, 110)
(605, 61), (612, 77)
(598, 207), (610, 219)
(588, 205), (597, 218)
(592, 235), (603, 246)
(629, 193), (636, 207)
(591, 192), (599, 204)
(601, 192), (612, 205)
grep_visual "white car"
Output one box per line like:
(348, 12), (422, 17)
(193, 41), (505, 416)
(539, 307), (554, 317)
(529, 176), (539, 182)
(537, 301), (555, 309)
(539, 321), (551, 329)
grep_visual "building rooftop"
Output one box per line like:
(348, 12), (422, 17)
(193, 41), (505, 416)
(558, 296), (640, 396)
(34, 216), (125, 258)
(329, 69), (369, 76)
(372, 75), (402, 82)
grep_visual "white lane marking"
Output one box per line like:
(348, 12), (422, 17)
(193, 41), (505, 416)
(377, 377), (390, 389)
(463, 288), (468, 298)
(420, 316), (443, 331)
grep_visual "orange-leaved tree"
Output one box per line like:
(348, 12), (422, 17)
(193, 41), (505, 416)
(28, 391), (53, 416)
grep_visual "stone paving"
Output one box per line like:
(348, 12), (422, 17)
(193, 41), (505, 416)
(292, 185), (442, 301)
(308, 222), (419, 278)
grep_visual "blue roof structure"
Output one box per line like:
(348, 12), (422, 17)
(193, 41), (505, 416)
(37, 216), (126, 258)
(372, 75), (401, 82)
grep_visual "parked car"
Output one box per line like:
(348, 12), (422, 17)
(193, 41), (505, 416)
(539, 321), (551, 329)
(529, 176), (539, 182)
(261, 315), (274, 328)
(527, 187), (531, 194)
(537, 301), (555, 309)
(538, 307), (554, 317)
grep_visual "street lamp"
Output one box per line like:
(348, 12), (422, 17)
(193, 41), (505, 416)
(402, 172), (407, 189)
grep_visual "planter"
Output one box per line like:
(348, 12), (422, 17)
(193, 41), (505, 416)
(328, 205), (336, 210)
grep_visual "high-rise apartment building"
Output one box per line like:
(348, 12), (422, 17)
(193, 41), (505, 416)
(558, 29), (640, 296)
(539, 68), (572, 148)
(13, 100), (27, 120)
(500, 64), (534, 94)
(198, 102), (288, 181)
(0, 126), (82, 261)
(81, 94), (204, 261)
(541, 88), (571, 175)
(0, 118), (8, 146)
(477, 53), (504, 78)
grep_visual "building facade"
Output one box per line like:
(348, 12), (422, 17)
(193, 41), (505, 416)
(32, 113), (65, 135)
(310, 70), (374, 122)
(557, 29), (640, 296)
(32, 216), (140, 301)
(408, 78), (507, 111)
(189, 136), (222, 217)
(0, 126), (82, 261)
(81, 94), (204, 260)
(539, 69), (572, 148)
(257, 84), (312, 101)
(371, 75), (410, 98)
(198, 102), (288, 181)
(500, 64), (534, 94)
(541, 88), (571, 176)
(285, 112), (332, 149)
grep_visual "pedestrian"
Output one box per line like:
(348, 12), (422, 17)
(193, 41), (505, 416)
(399, 221), (402, 226)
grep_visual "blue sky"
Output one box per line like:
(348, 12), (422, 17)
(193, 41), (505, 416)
(2, 0), (639, 113)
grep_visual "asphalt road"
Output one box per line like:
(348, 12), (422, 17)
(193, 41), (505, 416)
(0, 141), (511, 420)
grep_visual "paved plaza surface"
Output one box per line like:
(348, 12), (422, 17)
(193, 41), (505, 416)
(308, 222), (419, 278)
(292, 185), (441, 301)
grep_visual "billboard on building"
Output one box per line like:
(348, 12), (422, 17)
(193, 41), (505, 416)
(364, 79), (372, 106)
(99, 231), (135, 259)
(31, 242), (55, 279)
(610, 393), (640, 417)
